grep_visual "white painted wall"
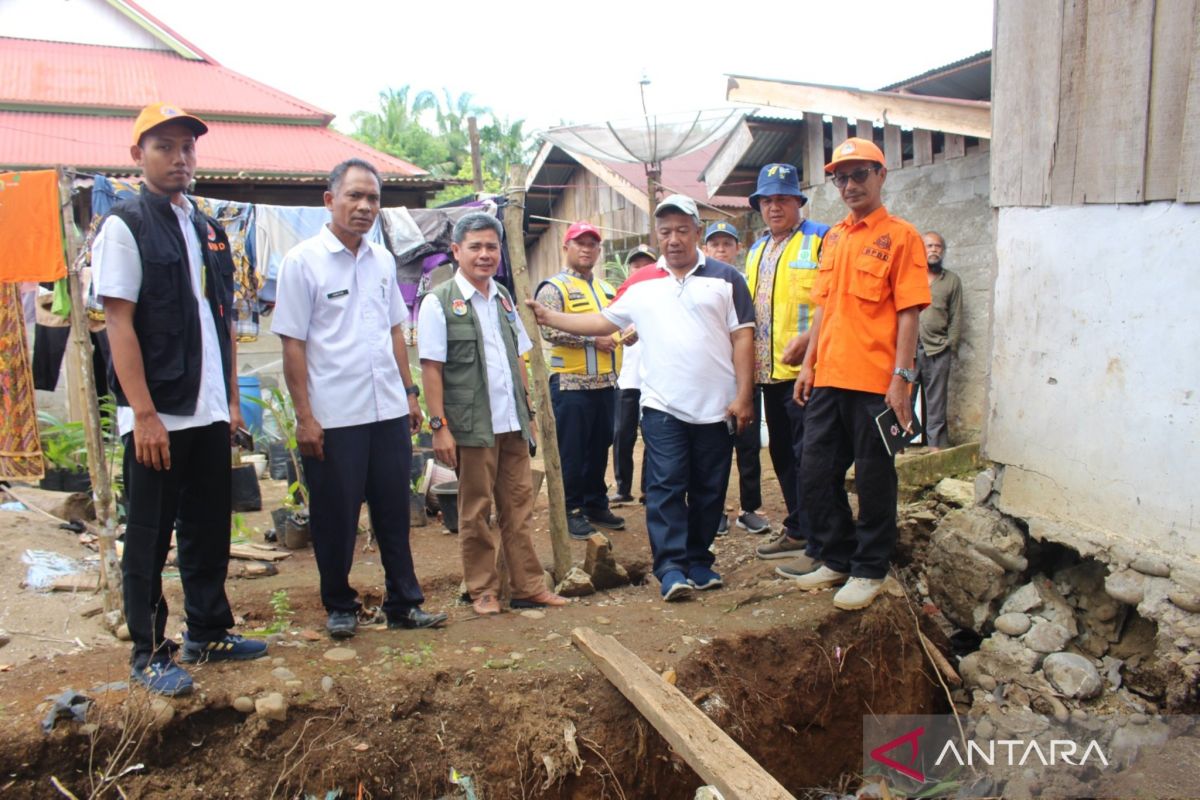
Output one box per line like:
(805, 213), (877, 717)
(987, 202), (1200, 559)
(0, 0), (167, 49)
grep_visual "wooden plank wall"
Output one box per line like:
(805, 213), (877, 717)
(993, 0), (1200, 207)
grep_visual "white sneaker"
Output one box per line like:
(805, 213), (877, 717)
(787, 565), (849, 590)
(833, 577), (885, 610)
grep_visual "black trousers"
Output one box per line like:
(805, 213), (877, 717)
(761, 380), (812, 537)
(718, 384), (763, 513)
(800, 388), (897, 579)
(549, 377), (615, 513)
(122, 421), (234, 668)
(301, 417), (424, 617)
(612, 388), (646, 497)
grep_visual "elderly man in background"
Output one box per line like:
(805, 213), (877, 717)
(916, 231), (963, 451)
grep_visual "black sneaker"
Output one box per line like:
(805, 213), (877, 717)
(326, 610), (358, 639)
(608, 492), (634, 507)
(568, 511), (596, 540)
(585, 507), (625, 530)
(387, 607), (448, 630)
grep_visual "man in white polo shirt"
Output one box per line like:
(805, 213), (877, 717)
(273, 159), (447, 638)
(528, 195), (755, 601)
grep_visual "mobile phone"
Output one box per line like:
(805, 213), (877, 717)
(726, 415), (737, 435)
(233, 426), (254, 450)
(529, 439), (537, 457)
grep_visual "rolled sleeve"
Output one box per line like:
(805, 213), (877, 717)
(416, 294), (448, 362)
(270, 254), (312, 340)
(92, 217), (142, 303)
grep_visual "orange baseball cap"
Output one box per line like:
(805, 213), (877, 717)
(825, 137), (885, 173)
(131, 102), (209, 146)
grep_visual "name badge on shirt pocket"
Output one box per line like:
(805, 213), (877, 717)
(326, 289), (350, 299)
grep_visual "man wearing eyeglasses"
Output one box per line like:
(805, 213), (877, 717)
(535, 222), (624, 540)
(787, 137), (931, 611)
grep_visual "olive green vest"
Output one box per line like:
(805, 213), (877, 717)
(431, 278), (530, 447)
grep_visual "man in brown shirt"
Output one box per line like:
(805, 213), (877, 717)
(916, 232), (963, 450)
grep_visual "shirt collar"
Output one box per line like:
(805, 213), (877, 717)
(319, 223), (371, 257)
(656, 249), (706, 280)
(562, 266), (593, 281)
(840, 205), (890, 231)
(454, 268), (497, 301)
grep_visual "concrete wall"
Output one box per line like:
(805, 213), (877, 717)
(805, 149), (995, 442)
(987, 202), (1200, 561)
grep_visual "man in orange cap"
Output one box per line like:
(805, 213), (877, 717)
(93, 103), (266, 695)
(784, 137), (931, 611)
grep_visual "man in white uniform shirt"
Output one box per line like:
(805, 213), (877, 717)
(273, 159), (447, 639)
(94, 103), (266, 696)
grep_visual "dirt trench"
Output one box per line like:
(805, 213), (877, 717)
(0, 594), (943, 800)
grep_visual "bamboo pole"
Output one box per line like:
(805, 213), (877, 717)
(503, 164), (572, 581)
(57, 168), (122, 613)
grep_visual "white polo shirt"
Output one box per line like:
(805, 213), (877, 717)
(602, 254), (754, 424)
(271, 224), (409, 429)
(92, 202), (229, 437)
(417, 270), (533, 436)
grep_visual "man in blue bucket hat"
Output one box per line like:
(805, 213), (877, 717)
(742, 164), (831, 575)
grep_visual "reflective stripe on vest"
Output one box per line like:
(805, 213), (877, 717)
(745, 229), (824, 382)
(542, 272), (621, 376)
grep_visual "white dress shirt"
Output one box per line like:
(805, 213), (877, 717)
(271, 224), (409, 429)
(417, 270), (532, 436)
(92, 201), (230, 437)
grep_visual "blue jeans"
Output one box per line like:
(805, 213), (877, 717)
(641, 408), (733, 580)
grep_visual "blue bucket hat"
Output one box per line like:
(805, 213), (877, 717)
(748, 163), (807, 211)
(704, 221), (740, 242)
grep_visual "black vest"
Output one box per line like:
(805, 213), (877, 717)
(107, 187), (235, 416)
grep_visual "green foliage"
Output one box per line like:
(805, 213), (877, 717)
(248, 589), (294, 636)
(247, 388), (309, 508)
(37, 411), (88, 471)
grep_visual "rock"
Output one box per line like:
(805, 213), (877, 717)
(594, 616), (611, 625)
(255, 692), (287, 722)
(233, 696), (255, 713)
(0, 629), (9, 649)
(1167, 590), (1200, 614)
(323, 647), (357, 662)
(1042, 652), (1103, 699)
(1105, 570), (1145, 605)
(1129, 556), (1170, 578)
(554, 566), (595, 598)
(271, 667), (296, 681)
(979, 633), (1042, 676)
(1109, 718), (1170, 768)
(695, 787), (725, 800)
(285, 680), (303, 689)
(320, 676), (334, 693)
(79, 723), (99, 736)
(148, 698), (175, 727)
(469, 646), (486, 654)
(926, 508), (1026, 633)
(973, 468), (997, 505)
(1022, 620), (1072, 654)
(519, 610), (546, 620)
(975, 719), (995, 739)
(995, 612), (1032, 636)
(934, 477), (975, 508)
(976, 674), (997, 691)
(485, 658), (514, 670)
(103, 609), (123, 631)
(1101, 656), (1124, 689)
(1002, 583), (1044, 615)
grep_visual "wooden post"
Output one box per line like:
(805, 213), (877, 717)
(58, 168), (122, 613)
(645, 165), (660, 247)
(468, 116), (484, 194)
(503, 164), (572, 581)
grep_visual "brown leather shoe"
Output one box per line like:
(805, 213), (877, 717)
(471, 592), (501, 615)
(512, 590), (569, 608)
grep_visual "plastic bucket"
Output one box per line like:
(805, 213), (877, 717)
(431, 480), (459, 533)
(238, 375), (263, 438)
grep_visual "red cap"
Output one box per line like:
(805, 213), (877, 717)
(564, 221), (602, 244)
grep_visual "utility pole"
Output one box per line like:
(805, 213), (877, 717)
(468, 116), (484, 194)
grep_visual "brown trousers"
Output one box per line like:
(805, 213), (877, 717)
(457, 431), (545, 599)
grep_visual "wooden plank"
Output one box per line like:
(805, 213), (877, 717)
(831, 116), (849, 148)
(229, 544), (292, 562)
(572, 628), (794, 800)
(1178, 0), (1200, 200)
(913, 129), (933, 166)
(702, 117), (753, 197)
(1049, 0), (1089, 204)
(802, 112), (826, 187)
(883, 124), (902, 169)
(726, 75), (991, 138)
(1145, 0), (1197, 200)
(1074, 0), (1154, 203)
(943, 133), (965, 159)
(855, 119), (875, 142)
(991, 0), (1063, 206)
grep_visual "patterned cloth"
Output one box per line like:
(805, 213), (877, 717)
(752, 233), (792, 385)
(193, 198), (259, 341)
(0, 282), (45, 480)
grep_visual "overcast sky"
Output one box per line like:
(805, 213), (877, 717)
(137, 0), (993, 135)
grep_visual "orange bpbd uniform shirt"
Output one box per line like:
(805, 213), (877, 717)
(810, 205), (931, 395)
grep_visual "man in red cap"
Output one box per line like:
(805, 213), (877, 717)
(788, 137), (931, 611)
(534, 222), (624, 539)
(93, 103), (267, 695)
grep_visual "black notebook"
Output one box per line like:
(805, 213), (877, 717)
(875, 405), (924, 457)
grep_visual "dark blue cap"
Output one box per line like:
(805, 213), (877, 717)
(704, 221), (740, 242)
(748, 163), (807, 211)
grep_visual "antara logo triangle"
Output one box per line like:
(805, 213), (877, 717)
(869, 726), (926, 782)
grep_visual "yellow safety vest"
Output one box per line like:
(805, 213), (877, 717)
(540, 272), (622, 375)
(745, 227), (825, 382)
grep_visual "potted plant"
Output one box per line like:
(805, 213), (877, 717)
(249, 388), (310, 548)
(37, 411), (91, 492)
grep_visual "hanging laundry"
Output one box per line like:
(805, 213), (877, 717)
(255, 204), (384, 303)
(0, 282), (45, 480)
(0, 170), (67, 283)
(194, 197), (260, 341)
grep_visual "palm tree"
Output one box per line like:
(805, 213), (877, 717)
(350, 86), (447, 171)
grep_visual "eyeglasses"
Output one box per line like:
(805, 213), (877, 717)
(831, 166), (880, 189)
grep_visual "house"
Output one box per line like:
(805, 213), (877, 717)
(706, 62), (993, 443)
(0, 0), (443, 206)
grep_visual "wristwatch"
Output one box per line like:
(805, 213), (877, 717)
(893, 367), (917, 383)
(428, 416), (445, 431)
(405, 384), (420, 397)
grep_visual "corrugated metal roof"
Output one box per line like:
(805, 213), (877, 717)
(0, 111), (428, 178)
(604, 144), (749, 210)
(879, 50), (992, 101)
(0, 37), (331, 121)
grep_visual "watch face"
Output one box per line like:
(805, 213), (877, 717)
(429, 417), (443, 430)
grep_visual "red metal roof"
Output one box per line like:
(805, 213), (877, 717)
(0, 111), (429, 178)
(0, 37), (330, 121)
(603, 144), (749, 210)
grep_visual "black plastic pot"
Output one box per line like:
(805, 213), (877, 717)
(283, 511), (310, 549)
(40, 467), (91, 493)
(409, 491), (427, 528)
(267, 441), (290, 480)
(285, 456), (306, 505)
(431, 480), (459, 533)
(231, 463), (262, 512)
